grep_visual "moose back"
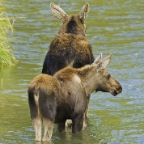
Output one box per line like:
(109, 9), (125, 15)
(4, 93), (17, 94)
(42, 2), (94, 75)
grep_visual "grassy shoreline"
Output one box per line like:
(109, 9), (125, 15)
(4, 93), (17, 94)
(0, 1), (17, 67)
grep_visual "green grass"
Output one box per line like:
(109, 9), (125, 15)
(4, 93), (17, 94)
(0, 3), (17, 67)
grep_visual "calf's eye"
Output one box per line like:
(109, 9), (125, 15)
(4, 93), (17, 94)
(107, 74), (111, 79)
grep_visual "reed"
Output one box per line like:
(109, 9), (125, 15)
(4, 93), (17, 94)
(0, 2), (17, 67)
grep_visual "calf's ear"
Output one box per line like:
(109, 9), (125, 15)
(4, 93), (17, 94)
(102, 53), (112, 69)
(93, 53), (102, 65)
(79, 3), (89, 21)
(50, 3), (67, 20)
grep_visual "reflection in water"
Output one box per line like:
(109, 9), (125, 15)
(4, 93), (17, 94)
(0, 0), (144, 144)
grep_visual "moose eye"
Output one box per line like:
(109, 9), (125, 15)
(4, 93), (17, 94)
(107, 74), (111, 79)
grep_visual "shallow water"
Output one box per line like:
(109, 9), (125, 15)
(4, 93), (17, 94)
(0, 0), (144, 143)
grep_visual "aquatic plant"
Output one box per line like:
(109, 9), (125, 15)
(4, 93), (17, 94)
(0, 3), (17, 67)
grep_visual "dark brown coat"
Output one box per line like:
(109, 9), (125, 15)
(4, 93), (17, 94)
(42, 3), (94, 75)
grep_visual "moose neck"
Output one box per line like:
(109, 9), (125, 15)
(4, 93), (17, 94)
(77, 65), (99, 96)
(59, 15), (85, 36)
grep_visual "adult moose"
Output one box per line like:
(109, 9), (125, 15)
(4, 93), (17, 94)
(42, 3), (94, 123)
(28, 54), (122, 142)
(42, 2), (94, 75)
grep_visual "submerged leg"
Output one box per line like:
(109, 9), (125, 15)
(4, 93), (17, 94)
(83, 95), (90, 128)
(83, 114), (88, 128)
(72, 113), (84, 133)
(33, 116), (42, 142)
(85, 95), (90, 119)
(65, 119), (72, 128)
(42, 118), (54, 141)
(58, 121), (66, 133)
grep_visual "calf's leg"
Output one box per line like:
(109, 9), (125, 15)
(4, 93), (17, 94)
(58, 121), (66, 133)
(33, 115), (42, 142)
(72, 113), (84, 133)
(82, 96), (90, 128)
(83, 114), (88, 128)
(85, 95), (90, 119)
(42, 118), (54, 141)
(65, 119), (72, 128)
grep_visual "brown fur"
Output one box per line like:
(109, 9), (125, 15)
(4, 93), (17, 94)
(42, 3), (94, 75)
(58, 15), (86, 35)
(28, 54), (122, 141)
(42, 3), (94, 124)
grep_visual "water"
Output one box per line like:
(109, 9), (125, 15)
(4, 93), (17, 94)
(0, 0), (144, 143)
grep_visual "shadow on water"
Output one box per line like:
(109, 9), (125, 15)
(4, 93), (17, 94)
(0, 0), (144, 143)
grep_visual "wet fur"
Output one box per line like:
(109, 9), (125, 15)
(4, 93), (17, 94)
(28, 72), (87, 141)
(42, 3), (94, 127)
(42, 5), (94, 75)
(28, 55), (122, 141)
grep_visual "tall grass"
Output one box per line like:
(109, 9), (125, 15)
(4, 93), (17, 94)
(0, 2), (17, 67)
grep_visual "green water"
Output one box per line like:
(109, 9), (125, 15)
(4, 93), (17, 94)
(0, 0), (144, 143)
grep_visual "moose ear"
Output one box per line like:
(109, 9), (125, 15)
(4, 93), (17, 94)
(93, 53), (102, 64)
(50, 3), (67, 20)
(79, 3), (89, 20)
(102, 53), (112, 69)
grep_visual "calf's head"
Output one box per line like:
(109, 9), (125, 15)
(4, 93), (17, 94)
(94, 54), (122, 96)
(50, 2), (89, 36)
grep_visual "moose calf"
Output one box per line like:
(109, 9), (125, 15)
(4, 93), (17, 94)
(28, 53), (122, 141)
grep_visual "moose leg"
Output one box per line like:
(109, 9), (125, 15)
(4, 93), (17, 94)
(65, 119), (72, 128)
(80, 95), (90, 129)
(83, 95), (90, 127)
(82, 114), (87, 128)
(58, 121), (66, 133)
(33, 116), (42, 142)
(85, 95), (90, 119)
(72, 113), (84, 133)
(42, 118), (53, 141)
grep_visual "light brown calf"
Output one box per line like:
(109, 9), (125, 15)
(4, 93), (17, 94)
(28, 53), (122, 141)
